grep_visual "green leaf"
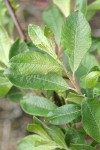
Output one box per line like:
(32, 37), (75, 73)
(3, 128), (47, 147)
(27, 124), (50, 139)
(86, 10), (96, 21)
(65, 128), (86, 147)
(46, 104), (81, 125)
(20, 95), (57, 116)
(33, 117), (68, 149)
(87, 0), (100, 11)
(76, 53), (99, 78)
(6, 86), (24, 102)
(0, 26), (11, 65)
(66, 92), (84, 104)
(28, 24), (57, 59)
(9, 38), (29, 59)
(0, 75), (12, 97)
(43, 6), (64, 44)
(75, 0), (87, 15)
(89, 37), (100, 52)
(82, 98), (100, 143)
(53, 0), (71, 17)
(0, 60), (7, 70)
(18, 135), (60, 150)
(4, 71), (68, 90)
(85, 71), (100, 88)
(71, 144), (96, 150)
(86, 0), (100, 20)
(8, 51), (62, 75)
(61, 11), (91, 72)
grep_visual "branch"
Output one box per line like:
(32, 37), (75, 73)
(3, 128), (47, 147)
(5, 0), (26, 41)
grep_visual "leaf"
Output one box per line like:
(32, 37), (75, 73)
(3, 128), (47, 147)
(46, 104), (81, 125)
(4, 71), (68, 90)
(0, 26), (11, 65)
(76, 53), (99, 78)
(28, 24), (57, 59)
(33, 117), (68, 149)
(89, 37), (100, 52)
(43, 6), (64, 44)
(0, 60), (7, 70)
(82, 98), (100, 143)
(8, 51), (62, 75)
(86, 0), (100, 20)
(87, 0), (100, 11)
(0, 75), (12, 97)
(6, 86), (24, 102)
(75, 0), (87, 15)
(27, 124), (50, 139)
(18, 135), (60, 150)
(20, 95), (57, 116)
(71, 144), (96, 150)
(53, 0), (71, 17)
(9, 38), (29, 59)
(85, 71), (100, 88)
(61, 11), (91, 72)
(66, 92), (84, 104)
(65, 128), (86, 147)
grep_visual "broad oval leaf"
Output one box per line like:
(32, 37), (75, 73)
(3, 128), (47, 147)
(8, 51), (62, 75)
(28, 24), (57, 59)
(43, 6), (64, 44)
(20, 95), (57, 116)
(82, 98), (100, 143)
(18, 135), (60, 150)
(85, 71), (100, 88)
(71, 144), (96, 150)
(4, 71), (68, 90)
(61, 11), (91, 72)
(46, 104), (81, 125)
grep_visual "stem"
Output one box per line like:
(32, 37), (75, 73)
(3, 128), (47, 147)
(5, 0), (26, 41)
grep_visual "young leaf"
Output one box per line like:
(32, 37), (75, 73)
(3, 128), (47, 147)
(53, 0), (71, 17)
(66, 92), (84, 104)
(65, 128), (86, 147)
(61, 11), (91, 73)
(85, 71), (100, 88)
(4, 71), (68, 91)
(9, 38), (29, 59)
(8, 51), (62, 75)
(43, 6), (64, 44)
(0, 26), (11, 65)
(20, 95), (57, 116)
(75, 0), (87, 15)
(71, 144), (96, 150)
(18, 135), (60, 150)
(46, 104), (81, 125)
(28, 24), (57, 59)
(82, 98), (100, 143)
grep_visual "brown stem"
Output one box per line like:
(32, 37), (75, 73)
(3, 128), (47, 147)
(5, 0), (26, 41)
